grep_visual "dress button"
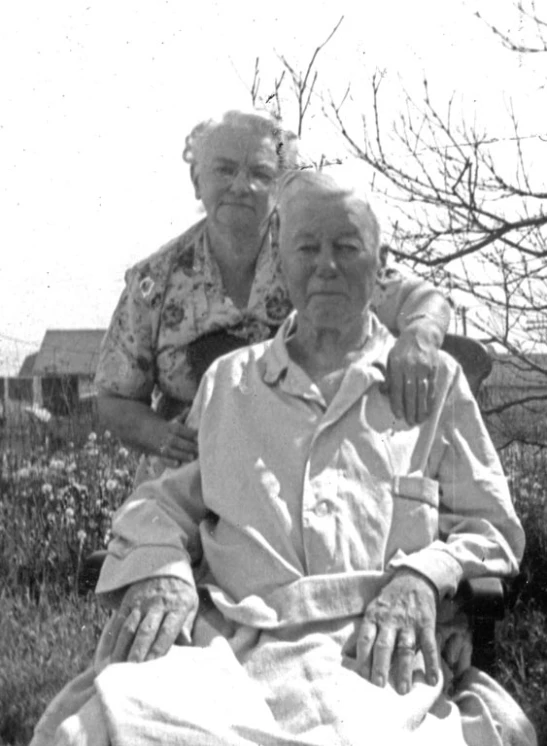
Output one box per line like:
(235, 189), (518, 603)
(315, 501), (329, 517)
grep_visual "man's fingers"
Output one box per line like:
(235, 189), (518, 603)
(145, 611), (184, 661)
(110, 607), (142, 663)
(356, 619), (377, 679)
(371, 626), (397, 688)
(420, 624), (440, 686)
(127, 609), (164, 663)
(395, 630), (417, 695)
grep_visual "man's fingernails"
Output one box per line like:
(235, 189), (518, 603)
(399, 681), (409, 695)
(373, 674), (385, 687)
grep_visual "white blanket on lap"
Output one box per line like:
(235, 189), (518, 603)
(37, 583), (537, 746)
(58, 636), (467, 746)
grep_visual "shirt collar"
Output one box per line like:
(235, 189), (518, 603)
(262, 310), (394, 387)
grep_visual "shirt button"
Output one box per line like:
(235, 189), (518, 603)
(315, 501), (330, 517)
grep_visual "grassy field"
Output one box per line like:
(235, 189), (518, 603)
(1, 429), (546, 744)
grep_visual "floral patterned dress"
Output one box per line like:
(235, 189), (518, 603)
(95, 218), (437, 483)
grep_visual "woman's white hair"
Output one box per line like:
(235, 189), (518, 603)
(182, 109), (299, 173)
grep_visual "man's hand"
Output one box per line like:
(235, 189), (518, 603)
(103, 576), (199, 664)
(356, 570), (439, 696)
(384, 327), (439, 426)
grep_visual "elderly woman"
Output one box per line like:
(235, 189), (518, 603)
(35, 169), (535, 746)
(95, 109), (450, 485)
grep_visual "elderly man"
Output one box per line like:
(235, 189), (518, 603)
(35, 169), (535, 746)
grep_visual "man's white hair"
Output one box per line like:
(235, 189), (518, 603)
(272, 164), (381, 251)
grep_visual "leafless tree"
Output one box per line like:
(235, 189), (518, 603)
(251, 3), (547, 445)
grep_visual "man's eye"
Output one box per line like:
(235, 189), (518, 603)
(298, 244), (318, 253)
(251, 170), (275, 184)
(338, 243), (361, 254)
(216, 165), (236, 176)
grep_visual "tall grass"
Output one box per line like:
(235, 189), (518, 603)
(1, 429), (546, 744)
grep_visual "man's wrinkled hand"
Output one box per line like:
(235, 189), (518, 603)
(384, 328), (439, 426)
(356, 570), (439, 696)
(103, 576), (199, 664)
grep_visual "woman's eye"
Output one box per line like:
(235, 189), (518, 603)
(298, 244), (318, 254)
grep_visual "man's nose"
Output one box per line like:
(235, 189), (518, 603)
(230, 169), (252, 193)
(316, 246), (338, 275)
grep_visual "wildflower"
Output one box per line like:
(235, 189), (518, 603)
(41, 483), (53, 495)
(17, 467), (31, 479)
(65, 507), (75, 523)
(118, 447), (129, 459)
(49, 458), (65, 470)
(104, 430), (112, 440)
(77, 529), (87, 544)
(105, 478), (119, 492)
(88, 432), (98, 443)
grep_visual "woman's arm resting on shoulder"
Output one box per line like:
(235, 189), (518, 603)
(386, 283), (451, 425)
(97, 393), (197, 464)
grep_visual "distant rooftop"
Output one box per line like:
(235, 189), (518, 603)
(18, 352), (38, 378)
(32, 329), (106, 377)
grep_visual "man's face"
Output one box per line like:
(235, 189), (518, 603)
(278, 186), (380, 331)
(192, 124), (279, 237)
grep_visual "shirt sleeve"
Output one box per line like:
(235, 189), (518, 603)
(95, 372), (213, 603)
(94, 265), (164, 402)
(96, 459), (208, 602)
(388, 363), (525, 598)
(372, 266), (451, 339)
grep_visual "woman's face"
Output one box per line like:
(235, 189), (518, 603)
(192, 124), (279, 238)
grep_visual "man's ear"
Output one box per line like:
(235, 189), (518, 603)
(190, 165), (201, 200)
(270, 209), (281, 248)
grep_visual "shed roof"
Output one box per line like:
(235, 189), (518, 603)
(18, 352), (38, 378)
(32, 329), (106, 377)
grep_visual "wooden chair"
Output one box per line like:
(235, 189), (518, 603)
(441, 334), (505, 673)
(80, 332), (504, 672)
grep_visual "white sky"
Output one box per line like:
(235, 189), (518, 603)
(0, 0), (540, 373)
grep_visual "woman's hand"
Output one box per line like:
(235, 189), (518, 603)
(356, 569), (439, 696)
(384, 327), (439, 426)
(158, 413), (198, 465)
(102, 577), (199, 664)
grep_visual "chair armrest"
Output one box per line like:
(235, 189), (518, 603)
(78, 549), (108, 595)
(455, 577), (506, 620)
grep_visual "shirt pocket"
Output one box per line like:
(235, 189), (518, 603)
(385, 475), (440, 559)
